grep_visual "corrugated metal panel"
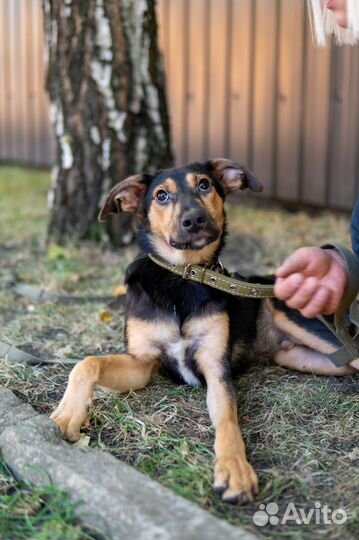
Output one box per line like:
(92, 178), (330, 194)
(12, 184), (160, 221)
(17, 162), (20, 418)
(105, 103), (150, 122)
(250, 0), (279, 195)
(0, 0), (7, 160)
(276, 0), (305, 202)
(327, 45), (359, 208)
(229, 0), (252, 163)
(207, 0), (230, 159)
(186, 0), (207, 162)
(301, 25), (332, 205)
(1, 0), (358, 210)
(0, 0), (51, 166)
(166, 0), (186, 165)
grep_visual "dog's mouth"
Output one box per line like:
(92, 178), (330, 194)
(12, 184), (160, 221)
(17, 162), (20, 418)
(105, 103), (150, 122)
(169, 231), (219, 251)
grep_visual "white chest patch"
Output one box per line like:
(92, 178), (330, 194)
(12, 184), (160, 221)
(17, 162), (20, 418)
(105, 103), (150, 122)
(165, 339), (202, 387)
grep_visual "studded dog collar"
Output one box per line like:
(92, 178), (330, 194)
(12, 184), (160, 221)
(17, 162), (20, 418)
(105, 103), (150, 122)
(148, 253), (275, 299)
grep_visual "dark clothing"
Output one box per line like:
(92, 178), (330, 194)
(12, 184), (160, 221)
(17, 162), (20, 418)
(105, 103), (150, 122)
(351, 199), (359, 258)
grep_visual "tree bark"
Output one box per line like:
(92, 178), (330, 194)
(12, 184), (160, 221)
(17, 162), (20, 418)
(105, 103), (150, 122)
(43, 0), (173, 245)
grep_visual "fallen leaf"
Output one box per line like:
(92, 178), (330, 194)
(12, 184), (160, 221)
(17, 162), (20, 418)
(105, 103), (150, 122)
(99, 308), (113, 323)
(47, 244), (68, 260)
(113, 284), (127, 296)
(73, 435), (90, 448)
(68, 274), (81, 283)
(346, 447), (359, 461)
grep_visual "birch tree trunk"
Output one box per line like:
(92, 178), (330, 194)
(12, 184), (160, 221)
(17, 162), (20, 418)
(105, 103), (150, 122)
(43, 0), (173, 245)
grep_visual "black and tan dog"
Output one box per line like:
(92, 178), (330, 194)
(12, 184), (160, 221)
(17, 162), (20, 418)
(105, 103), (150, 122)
(51, 159), (357, 504)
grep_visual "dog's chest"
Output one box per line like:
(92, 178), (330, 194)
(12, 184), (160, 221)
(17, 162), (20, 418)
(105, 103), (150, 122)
(126, 261), (230, 385)
(164, 336), (202, 386)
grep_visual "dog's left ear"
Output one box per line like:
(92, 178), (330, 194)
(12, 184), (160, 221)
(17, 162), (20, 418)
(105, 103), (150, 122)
(209, 158), (263, 195)
(98, 174), (152, 222)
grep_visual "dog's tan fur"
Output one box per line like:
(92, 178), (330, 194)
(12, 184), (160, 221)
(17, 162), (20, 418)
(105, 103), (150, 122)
(189, 312), (259, 500)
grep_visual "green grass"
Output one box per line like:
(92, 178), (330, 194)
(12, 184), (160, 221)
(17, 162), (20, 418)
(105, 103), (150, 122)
(0, 167), (106, 540)
(0, 166), (49, 243)
(0, 456), (101, 540)
(0, 165), (357, 539)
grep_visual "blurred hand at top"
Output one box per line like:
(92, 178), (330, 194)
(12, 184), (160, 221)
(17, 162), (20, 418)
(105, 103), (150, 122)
(326, 0), (348, 27)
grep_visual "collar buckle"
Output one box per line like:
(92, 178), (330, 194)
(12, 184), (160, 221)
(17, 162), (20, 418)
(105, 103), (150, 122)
(211, 259), (224, 274)
(216, 259), (224, 274)
(182, 264), (192, 279)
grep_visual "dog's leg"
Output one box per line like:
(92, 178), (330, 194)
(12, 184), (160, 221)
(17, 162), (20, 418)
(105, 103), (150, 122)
(205, 372), (258, 503)
(185, 313), (258, 503)
(51, 354), (156, 441)
(263, 301), (358, 375)
(51, 317), (179, 441)
(274, 345), (355, 375)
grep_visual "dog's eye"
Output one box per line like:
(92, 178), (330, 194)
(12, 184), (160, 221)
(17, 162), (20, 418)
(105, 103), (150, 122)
(198, 178), (211, 192)
(155, 189), (170, 204)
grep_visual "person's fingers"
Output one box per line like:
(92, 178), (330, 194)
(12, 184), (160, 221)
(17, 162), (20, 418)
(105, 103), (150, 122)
(274, 273), (304, 301)
(298, 286), (331, 318)
(280, 277), (319, 310)
(275, 248), (313, 278)
(320, 288), (344, 315)
(275, 247), (348, 316)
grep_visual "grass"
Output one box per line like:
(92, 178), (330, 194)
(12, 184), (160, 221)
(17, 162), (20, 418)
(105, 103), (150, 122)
(0, 165), (358, 539)
(0, 456), (101, 540)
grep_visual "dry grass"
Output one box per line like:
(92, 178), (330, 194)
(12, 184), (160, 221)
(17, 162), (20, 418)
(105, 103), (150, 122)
(1, 165), (358, 539)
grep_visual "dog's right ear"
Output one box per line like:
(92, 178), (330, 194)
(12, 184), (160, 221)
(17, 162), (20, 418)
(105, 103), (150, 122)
(98, 174), (152, 222)
(209, 158), (263, 194)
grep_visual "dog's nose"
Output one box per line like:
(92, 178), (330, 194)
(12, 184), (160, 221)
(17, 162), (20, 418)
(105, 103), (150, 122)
(181, 210), (207, 233)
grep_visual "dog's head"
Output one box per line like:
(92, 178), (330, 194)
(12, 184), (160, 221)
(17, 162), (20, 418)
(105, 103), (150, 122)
(99, 159), (263, 265)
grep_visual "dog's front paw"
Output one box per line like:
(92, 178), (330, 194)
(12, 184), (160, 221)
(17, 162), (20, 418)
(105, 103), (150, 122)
(214, 456), (258, 504)
(50, 398), (92, 442)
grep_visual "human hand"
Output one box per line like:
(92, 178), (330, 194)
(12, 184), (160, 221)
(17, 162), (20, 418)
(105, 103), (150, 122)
(274, 247), (348, 318)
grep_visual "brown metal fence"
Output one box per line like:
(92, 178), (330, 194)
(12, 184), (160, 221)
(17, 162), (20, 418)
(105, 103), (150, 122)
(1, 0), (359, 210)
(0, 0), (52, 166)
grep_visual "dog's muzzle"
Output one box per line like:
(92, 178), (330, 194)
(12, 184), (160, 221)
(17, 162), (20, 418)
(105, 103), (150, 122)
(170, 212), (220, 250)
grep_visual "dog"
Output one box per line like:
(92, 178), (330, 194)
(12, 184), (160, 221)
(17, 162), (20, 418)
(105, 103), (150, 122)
(51, 158), (357, 504)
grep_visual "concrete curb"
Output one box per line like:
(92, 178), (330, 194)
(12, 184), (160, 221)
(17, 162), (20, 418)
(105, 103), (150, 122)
(0, 388), (259, 540)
